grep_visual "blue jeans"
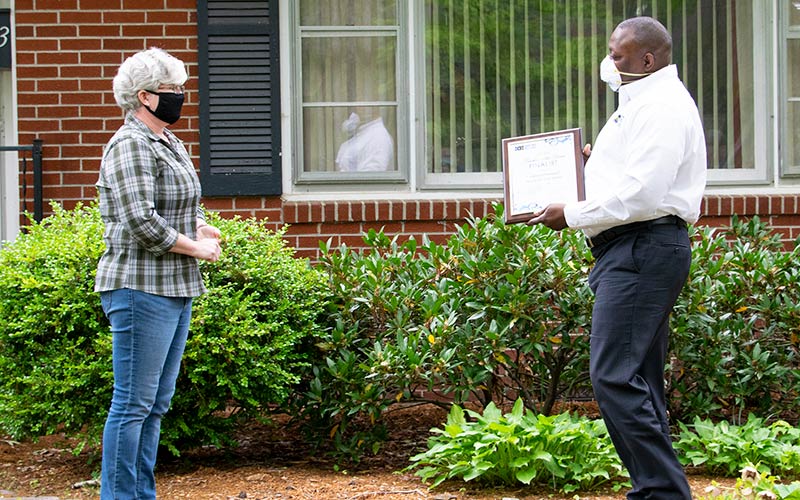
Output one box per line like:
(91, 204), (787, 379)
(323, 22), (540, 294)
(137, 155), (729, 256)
(99, 288), (192, 500)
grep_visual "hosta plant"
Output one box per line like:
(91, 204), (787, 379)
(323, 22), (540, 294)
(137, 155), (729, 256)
(405, 399), (626, 493)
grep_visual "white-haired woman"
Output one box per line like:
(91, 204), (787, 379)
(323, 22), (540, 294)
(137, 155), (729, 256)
(95, 47), (221, 500)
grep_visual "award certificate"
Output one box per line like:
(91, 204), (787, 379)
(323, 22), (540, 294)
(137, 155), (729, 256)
(502, 128), (586, 224)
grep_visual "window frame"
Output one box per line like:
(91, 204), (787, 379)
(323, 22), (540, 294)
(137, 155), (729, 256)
(288, 1), (410, 190)
(781, 0), (800, 178)
(704, 1), (774, 186)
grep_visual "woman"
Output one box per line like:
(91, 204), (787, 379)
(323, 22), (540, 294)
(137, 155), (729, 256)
(95, 47), (221, 500)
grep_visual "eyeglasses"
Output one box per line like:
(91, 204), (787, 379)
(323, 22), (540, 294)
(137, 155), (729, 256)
(154, 84), (186, 94)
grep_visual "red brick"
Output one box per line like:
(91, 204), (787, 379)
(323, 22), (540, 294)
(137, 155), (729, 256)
(252, 210), (282, 224)
(15, 12), (58, 24)
(771, 214), (800, 227)
(44, 185), (84, 199)
(63, 11), (104, 24)
(743, 196), (757, 215)
(35, 25), (77, 38)
(297, 235), (327, 249)
(719, 196), (732, 216)
(17, 119), (62, 132)
(336, 235), (369, 248)
(62, 172), (97, 186)
(264, 196), (282, 209)
(61, 38), (103, 51)
(282, 223), (316, 236)
(18, 39), (60, 52)
(200, 198), (234, 211)
(36, 0), (79, 9)
(102, 38), (148, 51)
(78, 24), (121, 37)
(361, 222), (403, 234)
(233, 197), (264, 210)
(102, 11), (146, 23)
(37, 79), (81, 92)
(376, 201), (392, 221)
(79, 0), (122, 8)
(146, 11), (191, 23)
(167, 0), (195, 8)
(404, 220), (447, 234)
(17, 93), (59, 108)
(60, 145), (104, 158)
(123, 24), (166, 38)
(322, 202), (336, 222)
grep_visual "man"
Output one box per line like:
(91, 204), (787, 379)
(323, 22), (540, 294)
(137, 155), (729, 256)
(528, 17), (706, 499)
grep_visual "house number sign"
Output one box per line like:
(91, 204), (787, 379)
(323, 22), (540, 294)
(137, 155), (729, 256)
(0, 9), (10, 69)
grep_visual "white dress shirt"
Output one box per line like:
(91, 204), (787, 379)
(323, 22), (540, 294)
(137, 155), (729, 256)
(563, 64), (707, 238)
(336, 117), (394, 172)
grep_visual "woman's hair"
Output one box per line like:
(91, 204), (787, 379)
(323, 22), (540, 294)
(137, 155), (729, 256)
(112, 47), (188, 112)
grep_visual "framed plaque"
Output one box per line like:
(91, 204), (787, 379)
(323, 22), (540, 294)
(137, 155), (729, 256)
(502, 128), (586, 224)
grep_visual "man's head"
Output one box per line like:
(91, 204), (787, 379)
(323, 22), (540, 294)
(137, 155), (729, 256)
(608, 17), (672, 84)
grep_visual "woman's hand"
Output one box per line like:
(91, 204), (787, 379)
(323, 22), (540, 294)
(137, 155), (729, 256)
(192, 237), (222, 262)
(197, 223), (221, 241)
(170, 233), (221, 262)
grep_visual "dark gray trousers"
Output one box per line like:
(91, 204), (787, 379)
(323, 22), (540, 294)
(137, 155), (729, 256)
(588, 222), (692, 500)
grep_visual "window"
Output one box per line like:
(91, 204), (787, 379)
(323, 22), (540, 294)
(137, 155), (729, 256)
(423, 1), (771, 188)
(783, 1), (800, 176)
(292, 1), (406, 186)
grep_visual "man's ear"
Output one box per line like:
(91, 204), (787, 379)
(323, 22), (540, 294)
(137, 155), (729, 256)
(643, 52), (656, 72)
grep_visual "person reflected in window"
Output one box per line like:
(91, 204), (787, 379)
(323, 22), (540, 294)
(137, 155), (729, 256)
(95, 47), (221, 500)
(335, 111), (394, 172)
(528, 17), (706, 500)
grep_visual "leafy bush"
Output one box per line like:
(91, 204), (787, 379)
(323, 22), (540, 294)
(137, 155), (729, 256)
(405, 399), (626, 493)
(0, 203), (328, 454)
(669, 216), (800, 422)
(163, 211), (330, 453)
(675, 415), (800, 477)
(305, 209), (800, 460)
(0, 203), (109, 442)
(699, 466), (800, 500)
(303, 204), (594, 458)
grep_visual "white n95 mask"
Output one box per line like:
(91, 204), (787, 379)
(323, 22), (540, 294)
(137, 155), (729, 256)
(600, 56), (650, 92)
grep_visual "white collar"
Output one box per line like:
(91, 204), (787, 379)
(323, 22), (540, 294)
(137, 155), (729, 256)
(619, 64), (678, 104)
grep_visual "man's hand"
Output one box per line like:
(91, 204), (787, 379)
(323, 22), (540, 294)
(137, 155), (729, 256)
(527, 203), (567, 231)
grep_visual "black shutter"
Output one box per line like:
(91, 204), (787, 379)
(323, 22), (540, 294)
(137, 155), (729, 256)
(197, 0), (281, 196)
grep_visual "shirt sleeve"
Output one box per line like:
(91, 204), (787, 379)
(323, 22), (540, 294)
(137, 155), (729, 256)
(102, 136), (179, 255)
(564, 101), (684, 229)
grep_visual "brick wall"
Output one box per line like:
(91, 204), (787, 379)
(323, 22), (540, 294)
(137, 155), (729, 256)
(199, 195), (800, 260)
(12, 3), (800, 261)
(14, 0), (201, 214)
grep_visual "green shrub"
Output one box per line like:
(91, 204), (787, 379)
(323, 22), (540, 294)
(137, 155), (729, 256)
(669, 216), (800, 422)
(0, 203), (109, 443)
(304, 204), (594, 458)
(405, 399), (626, 493)
(0, 203), (328, 454)
(676, 415), (800, 477)
(163, 211), (330, 453)
(305, 208), (800, 460)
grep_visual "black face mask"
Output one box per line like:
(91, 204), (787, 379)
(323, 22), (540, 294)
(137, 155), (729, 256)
(144, 90), (184, 125)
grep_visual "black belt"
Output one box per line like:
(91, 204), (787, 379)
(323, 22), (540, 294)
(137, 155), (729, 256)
(587, 215), (687, 248)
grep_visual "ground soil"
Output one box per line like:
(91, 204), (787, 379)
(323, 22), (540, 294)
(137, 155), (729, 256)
(1, 403), (734, 500)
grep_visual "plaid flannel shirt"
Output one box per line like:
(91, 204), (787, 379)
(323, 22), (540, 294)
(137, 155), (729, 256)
(94, 113), (206, 297)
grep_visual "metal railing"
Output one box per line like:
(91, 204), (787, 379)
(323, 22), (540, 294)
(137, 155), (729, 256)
(0, 138), (43, 222)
